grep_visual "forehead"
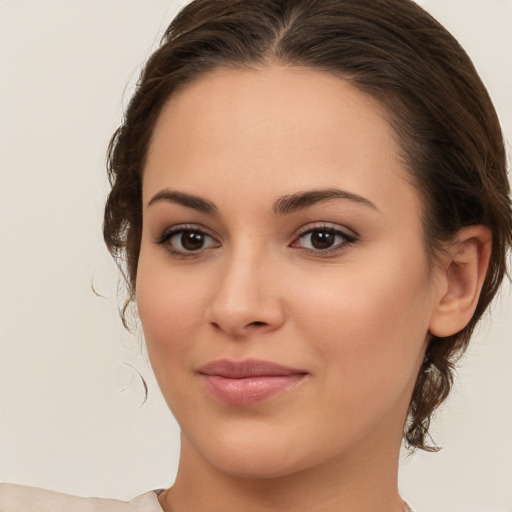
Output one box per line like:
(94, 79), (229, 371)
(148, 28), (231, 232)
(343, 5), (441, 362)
(143, 65), (418, 217)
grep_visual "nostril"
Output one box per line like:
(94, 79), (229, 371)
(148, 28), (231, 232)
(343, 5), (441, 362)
(248, 321), (267, 327)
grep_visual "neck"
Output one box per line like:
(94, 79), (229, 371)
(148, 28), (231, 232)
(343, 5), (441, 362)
(160, 430), (405, 512)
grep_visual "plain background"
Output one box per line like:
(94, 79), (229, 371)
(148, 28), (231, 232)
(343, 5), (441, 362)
(0, 1), (511, 511)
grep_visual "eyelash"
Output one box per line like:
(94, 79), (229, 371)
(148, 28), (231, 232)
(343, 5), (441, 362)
(154, 223), (357, 258)
(154, 224), (220, 258)
(290, 223), (358, 255)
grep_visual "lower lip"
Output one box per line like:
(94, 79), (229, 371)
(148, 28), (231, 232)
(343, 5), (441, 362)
(200, 374), (307, 406)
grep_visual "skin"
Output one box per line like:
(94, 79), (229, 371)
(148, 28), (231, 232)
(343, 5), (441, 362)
(136, 66), (491, 512)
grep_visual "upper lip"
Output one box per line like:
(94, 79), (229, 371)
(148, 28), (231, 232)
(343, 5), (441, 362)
(197, 359), (307, 378)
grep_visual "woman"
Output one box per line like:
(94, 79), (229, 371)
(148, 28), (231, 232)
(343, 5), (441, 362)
(1, 0), (510, 511)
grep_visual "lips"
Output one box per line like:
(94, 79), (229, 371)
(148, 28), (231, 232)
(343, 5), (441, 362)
(197, 359), (308, 406)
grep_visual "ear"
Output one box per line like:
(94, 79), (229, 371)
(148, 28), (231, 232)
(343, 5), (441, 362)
(429, 225), (492, 338)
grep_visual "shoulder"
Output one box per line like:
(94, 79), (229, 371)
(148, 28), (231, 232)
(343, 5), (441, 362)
(0, 484), (163, 512)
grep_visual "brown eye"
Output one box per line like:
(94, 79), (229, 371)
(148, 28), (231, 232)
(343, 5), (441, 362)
(293, 226), (356, 254)
(180, 231), (207, 251)
(309, 230), (337, 250)
(157, 227), (220, 256)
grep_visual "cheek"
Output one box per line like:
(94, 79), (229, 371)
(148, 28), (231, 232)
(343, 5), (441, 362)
(138, 277), (197, 345)
(136, 255), (208, 378)
(136, 264), (212, 419)
(290, 253), (433, 393)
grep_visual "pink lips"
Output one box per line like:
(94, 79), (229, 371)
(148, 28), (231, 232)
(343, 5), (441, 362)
(197, 359), (308, 406)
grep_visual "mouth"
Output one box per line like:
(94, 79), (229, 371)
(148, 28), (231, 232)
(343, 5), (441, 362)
(196, 359), (308, 406)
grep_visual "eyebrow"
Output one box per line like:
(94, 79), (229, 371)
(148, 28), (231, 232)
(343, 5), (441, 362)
(147, 187), (377, 215)
(147, 189), (218, 214)
(273, 188), (377, 215)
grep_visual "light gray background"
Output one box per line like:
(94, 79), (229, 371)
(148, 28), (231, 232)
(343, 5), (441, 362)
(0, 1), (511, 511)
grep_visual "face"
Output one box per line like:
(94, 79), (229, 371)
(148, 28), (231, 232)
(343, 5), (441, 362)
(137, 66), (441, 479)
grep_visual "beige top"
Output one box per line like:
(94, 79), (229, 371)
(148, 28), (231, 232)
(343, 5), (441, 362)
(0, 483), (415, 511)
(0, 484), (163, 511)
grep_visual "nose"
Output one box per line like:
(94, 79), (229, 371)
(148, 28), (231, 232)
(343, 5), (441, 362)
(206, 248), (285, 338)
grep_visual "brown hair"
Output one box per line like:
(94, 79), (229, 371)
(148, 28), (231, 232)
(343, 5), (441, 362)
(104, 0), (512, 451)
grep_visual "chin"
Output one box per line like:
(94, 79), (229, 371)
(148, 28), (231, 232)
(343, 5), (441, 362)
(182, 425), (312, 480)
(186, 423), (346, 482)
(209, 452), (307, 480)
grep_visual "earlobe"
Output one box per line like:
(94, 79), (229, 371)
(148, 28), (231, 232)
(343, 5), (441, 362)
(429, 225), (492, 338)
